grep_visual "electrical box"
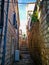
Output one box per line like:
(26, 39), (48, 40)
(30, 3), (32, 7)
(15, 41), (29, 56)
(15, 50), (20, 61)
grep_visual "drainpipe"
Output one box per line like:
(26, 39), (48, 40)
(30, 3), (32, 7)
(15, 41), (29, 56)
(1, 0), (9, 65)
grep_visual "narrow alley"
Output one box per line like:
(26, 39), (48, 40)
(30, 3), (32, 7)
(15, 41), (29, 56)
(0, 0), (49, 65)
(14, 37), (34, 65)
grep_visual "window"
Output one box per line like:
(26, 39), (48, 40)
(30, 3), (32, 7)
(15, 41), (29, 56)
(11, 38), (14, 55)
(13, 13), (16, 25)
(13, 12), (17, 29)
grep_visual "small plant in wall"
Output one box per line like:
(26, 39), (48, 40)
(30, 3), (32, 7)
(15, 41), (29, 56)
(31, 10), (38, 22)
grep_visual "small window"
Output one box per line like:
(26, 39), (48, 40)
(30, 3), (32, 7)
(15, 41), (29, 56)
(13, 12), (17, 29)
(13, 13), (16, 25)
(11, 38), (14, 55)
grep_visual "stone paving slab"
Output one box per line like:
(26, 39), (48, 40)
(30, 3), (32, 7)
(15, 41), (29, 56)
(13, 59), (34, 65)
(14, 62), (33, 65)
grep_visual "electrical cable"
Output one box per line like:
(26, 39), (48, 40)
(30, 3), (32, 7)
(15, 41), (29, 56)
(0, 1), (36, 4)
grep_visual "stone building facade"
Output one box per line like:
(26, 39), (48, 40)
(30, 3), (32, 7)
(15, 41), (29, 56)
(37, 0), (49, 65)
(0, 0), (20, 65)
